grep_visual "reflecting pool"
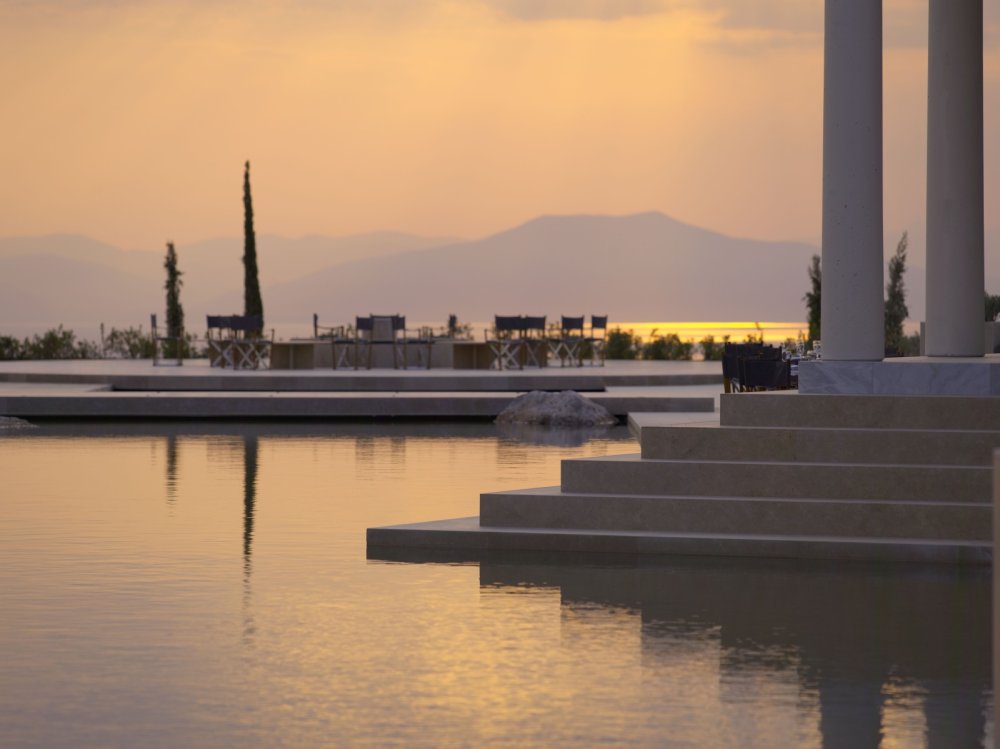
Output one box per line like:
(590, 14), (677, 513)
(0, 422), (991, 748)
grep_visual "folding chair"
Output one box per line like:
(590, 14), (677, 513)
(206, 315), (236, 368)
(402, 321), (434, 369)
(521, 315), (548, 367)
(585, 315), (608, 366)
(229, 315), (270, 370)
(151, 313), (183, 366)
(355, 315), (406, 369)
(487, 315), (523, 370)
(551, 315), (585, 367)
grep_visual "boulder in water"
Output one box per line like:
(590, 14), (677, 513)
(495, 390), (617, 427)
(0, 416), (37, 430)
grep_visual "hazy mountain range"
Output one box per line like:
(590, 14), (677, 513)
(0, 212), (944, 336)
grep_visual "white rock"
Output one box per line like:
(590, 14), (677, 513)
(495, 390), (617, 427)
(0, 416), (37, 430)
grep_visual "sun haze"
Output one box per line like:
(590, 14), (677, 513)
(0, 0), (996, 262)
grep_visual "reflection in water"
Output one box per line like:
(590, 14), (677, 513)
(5, 423), (990, 748)
(165, 435), (179, 505)
(496, 424), (615, 447)
(242, 435), (258, 645)
(480, 558), (991, 749)
(243, 435), (258, 575)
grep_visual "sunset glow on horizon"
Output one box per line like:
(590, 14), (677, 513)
(0, 0), (997, 276)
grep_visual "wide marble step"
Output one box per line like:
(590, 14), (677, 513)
(560, 453), (992, 503)
(638, 421), (1000, 466)
(721, 392), (1000, 431)
(367, 516), (991, 565)
(480, 486), (990, 541)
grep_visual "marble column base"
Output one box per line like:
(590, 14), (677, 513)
(799, 355), (1000, 395)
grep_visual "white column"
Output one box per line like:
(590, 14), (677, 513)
(820, 0), (884, 361)
(925, 0), (984, 357)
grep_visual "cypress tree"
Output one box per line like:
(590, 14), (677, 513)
(884, 231), (909, 355)
(242, 160), (264, 334)
(164, 241), (184, 357)
(803, 254), (822, 344)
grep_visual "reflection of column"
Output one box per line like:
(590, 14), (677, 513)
(925, 0), (984, 357)
(816, 679), (884, 749)
(821, 0), (884, 361)
(923, 687), (986, 748)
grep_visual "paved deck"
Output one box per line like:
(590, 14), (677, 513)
(0, 359), (722, 420)
(0, 358), (720, 391)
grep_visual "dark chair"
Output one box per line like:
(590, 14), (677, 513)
(353, 314), (406, 369)
(151, 313), (183, 367)
(402, 320), (434, 369)
(206, 314), (270, 369)
(551, 315), (585, 367)
(586, 315), (608, 366)
(487, 315), (523, 370)
(521, 315), (548, 367)
(740, 358), (792, 391)
(350, 316), (373, 369)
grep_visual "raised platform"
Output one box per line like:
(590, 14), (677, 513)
(799, 355), (1000, 395)
(369, 391), (998, 564)
(0, 359), (719, 420)
(0, 358), (720, 392)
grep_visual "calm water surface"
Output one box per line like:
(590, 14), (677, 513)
(0, 422), (991, 748)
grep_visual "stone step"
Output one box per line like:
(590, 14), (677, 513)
(637, 420), (1000, 466)
(480, 486), (990, 541)
(560, 453), (992, 503)
(720, 392), (1000, 431)
(366, 516), (991, 565)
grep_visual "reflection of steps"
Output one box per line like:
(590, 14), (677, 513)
(368, 392), (999, 563)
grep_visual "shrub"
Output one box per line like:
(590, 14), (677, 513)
(699, 334), (728, 361)
(22, 326), (97, 359)
(642, 332), (694, 361)
(0, 335), (24, 360)
(606, 328), (638, 359)
(104, 326), (155, 359)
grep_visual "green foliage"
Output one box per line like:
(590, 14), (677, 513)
(803, 255), (821, 344)
(242, 160), (264, 334)
(164, 241), (185, 357)
(884, 231), (909, 355)
(985, 293), (1000, 322)
(606, 328), (637, 359)
(699, 334), (729, 361)
(8, 326), (99, 359)
(642, 332), (694, 361)
(0, 336), (23, 360)
(898, 333), (921, 357)
(104, 326), (155, 359)
(744, 322), (764, 344)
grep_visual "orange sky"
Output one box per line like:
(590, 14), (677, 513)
(0, 0), (997, 263)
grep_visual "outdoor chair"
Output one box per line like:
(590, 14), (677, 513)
(550, 315), (585, 367)
(585, 315), (608, 366)
(206, 315), (271, 369)
(722, 342), (769, 392)
(520, 315), (548, 367)
(353, 314), (407, 369)
(402, 321), (434, 369)
(487, 315), (523, 370)
(740, 357), (793, 391)
(151, 313), (183, 367)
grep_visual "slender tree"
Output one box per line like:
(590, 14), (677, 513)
(803, 254), (822, 344)
(884, 231), (909, 355)
(164, 241), (185, 357)
(242, 160), (264, 334)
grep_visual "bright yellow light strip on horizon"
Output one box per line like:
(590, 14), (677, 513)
(615, 321), (807, 343)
